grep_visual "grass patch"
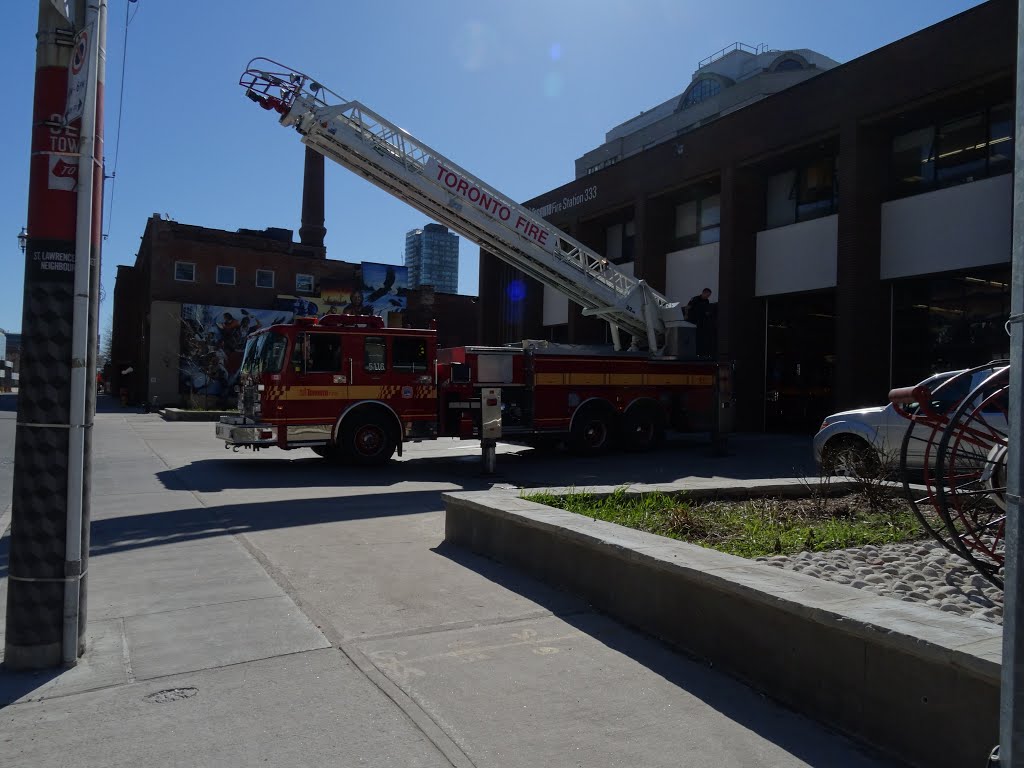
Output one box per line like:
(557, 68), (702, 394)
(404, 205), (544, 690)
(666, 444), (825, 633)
(524, 487), (926, 559)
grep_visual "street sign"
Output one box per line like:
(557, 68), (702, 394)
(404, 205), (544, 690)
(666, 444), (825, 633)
(64, 24), (91, 125)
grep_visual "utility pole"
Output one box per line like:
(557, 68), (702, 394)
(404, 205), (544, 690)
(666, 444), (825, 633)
(999, 1), (1024, 763)
(5, 0), (105, 669)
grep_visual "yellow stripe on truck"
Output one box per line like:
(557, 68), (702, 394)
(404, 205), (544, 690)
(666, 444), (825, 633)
(277, 386), (436, 401)
(534, 373), (712, 387)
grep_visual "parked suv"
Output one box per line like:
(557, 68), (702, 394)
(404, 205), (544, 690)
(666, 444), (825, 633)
(812, 369), (1000, 474)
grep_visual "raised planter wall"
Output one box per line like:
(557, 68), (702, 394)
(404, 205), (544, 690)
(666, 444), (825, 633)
(443, 488), (1001, 768)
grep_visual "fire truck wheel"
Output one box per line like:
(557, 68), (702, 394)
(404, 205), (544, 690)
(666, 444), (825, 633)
(622, 406), (665, 452)
(341, 412), (396, 466)
(569, 408), (615, 455)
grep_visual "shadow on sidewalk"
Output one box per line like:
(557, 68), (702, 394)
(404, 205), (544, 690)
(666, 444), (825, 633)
(0, 488), (449, 579)
(429, 540), (895, 768)
(159, 433), (818, 494)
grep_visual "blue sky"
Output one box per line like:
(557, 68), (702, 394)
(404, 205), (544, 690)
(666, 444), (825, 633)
(0, 0), (985, 337)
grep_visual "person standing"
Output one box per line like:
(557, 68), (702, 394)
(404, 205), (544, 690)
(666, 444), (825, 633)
(687, 288), (713, 358)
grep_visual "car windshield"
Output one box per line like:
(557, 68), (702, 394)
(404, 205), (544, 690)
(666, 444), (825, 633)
(240, 332), (288, 375)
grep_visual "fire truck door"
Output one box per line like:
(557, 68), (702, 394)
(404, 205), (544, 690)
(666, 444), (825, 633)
(292, 331), (346, 424)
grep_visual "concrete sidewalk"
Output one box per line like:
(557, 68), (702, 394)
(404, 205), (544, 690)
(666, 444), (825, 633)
(0, 409), (901, 767)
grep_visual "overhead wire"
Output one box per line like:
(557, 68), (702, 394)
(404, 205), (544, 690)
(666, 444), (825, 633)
(102, 0), (139, 241)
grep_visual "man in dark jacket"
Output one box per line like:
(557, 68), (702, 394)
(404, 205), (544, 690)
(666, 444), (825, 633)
(686, 288), (713, 357)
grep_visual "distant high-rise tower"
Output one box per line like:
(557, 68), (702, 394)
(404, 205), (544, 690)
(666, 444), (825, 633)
(404, 223), (459, 294)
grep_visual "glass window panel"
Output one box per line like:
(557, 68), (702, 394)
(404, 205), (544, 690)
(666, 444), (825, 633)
(364, 336), (387, 373)
(216, 266), (235, 285)
(988, 102), (1014, 176)
(891, 127), (935, 196)
(307, 334), (342, 372)
(675, 201), (698, 238)
(295, 273), (314, 293)
(698, 226), (720, 245)
(256, 269), (274, 288)
(392, 337), (429, 372)
(701, 195), (721, 228)
(936, 113), (986, 187)
(766, 170), (797, 228)
(174, 261), (195, 281)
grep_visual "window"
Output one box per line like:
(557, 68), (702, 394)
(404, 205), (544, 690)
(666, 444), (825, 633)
(988, 102), (1014, 176)
(295, 273), (314, 293)
(256, 269), (275, 289)
(796, 158), (836, 221)
(174, 261), (196, 282)
(681, 79), (721, 109)
(393, 337), (428, 372)
(889, 103), (1013, 199)
(364, 336), (387, 373)
(673, 191), (721, 248)
(307, 333), (342, 372)
(773, 58), (804, 72)
(240, 332), (287, 375)
(891, 127), (935, 197)
(216, 265), (236, 285)
(936, 113), (987, 187)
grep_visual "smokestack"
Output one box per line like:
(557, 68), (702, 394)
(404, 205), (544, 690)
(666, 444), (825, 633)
(299, 146), (326, 249)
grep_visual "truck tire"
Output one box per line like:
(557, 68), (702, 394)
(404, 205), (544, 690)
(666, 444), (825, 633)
(569, 407), (615, 455)
(622, 405), (664, 452)
(340, 412), (396, 466)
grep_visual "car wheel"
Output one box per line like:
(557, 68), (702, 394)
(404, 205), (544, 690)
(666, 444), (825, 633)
(821, 437), (880, 477)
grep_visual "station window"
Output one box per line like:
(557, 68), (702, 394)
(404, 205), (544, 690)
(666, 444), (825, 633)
(889, 101), (1014, 199)
(296, 273), (314, 293)
(216, 266), (236, 285)
(674, 191), (721, 248)
(256, 269), (275, 289)
(174, 261), (196, 282)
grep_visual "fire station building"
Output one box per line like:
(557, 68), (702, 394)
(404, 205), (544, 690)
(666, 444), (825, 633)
(480, 0), (1016, 432)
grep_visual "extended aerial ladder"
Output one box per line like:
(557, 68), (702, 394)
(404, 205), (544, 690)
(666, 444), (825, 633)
(239, 59), (692, 356)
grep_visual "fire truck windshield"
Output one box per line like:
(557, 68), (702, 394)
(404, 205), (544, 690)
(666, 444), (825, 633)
(240, 332), (288, 376)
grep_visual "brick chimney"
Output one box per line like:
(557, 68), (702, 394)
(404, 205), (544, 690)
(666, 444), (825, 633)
(299, 146), (327, 248)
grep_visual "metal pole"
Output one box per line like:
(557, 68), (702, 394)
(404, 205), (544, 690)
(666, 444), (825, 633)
(5, 0), (100, 670)
(999, 0), (1024, 762)
(63, 0), (104, 666)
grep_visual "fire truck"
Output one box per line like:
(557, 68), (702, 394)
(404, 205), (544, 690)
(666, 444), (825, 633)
(217, 60), (733, 467)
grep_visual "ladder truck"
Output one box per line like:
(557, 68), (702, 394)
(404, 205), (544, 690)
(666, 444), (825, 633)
(217, 59), (733, 468)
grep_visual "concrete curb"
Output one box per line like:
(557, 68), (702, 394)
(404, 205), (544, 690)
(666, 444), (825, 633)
(442, 484), (1000, 768)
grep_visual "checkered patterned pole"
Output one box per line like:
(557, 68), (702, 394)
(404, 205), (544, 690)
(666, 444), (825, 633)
(4, 0), (103, 669)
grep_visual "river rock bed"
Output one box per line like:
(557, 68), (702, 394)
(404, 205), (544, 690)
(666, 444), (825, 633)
(755, 538), (1004, 625)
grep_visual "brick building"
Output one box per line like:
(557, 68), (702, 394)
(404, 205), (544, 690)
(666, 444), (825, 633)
(111, 152), (478, 406)
(479, 0), (1016, 432)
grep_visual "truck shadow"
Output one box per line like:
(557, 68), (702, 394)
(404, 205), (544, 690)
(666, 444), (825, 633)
(158, 433), (818, 493)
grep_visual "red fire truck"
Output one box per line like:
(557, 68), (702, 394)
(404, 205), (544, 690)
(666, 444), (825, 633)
(218, 61), (733, 465)
(217, 312), (731, 465)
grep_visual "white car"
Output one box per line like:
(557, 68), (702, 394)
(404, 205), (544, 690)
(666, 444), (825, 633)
(812, 368), (1006, 475)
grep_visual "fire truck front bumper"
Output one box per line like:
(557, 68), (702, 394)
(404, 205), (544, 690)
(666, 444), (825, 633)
(216, 416), (277, 447)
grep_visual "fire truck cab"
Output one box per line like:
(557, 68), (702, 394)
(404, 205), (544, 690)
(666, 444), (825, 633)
(217, 314), (438, 465)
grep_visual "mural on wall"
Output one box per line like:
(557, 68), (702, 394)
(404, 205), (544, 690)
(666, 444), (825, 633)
(360, 262), (408, 318)
(274, 295), (322, 317)
(320, 278), (361, 315)
(180, 304), (292, 400)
